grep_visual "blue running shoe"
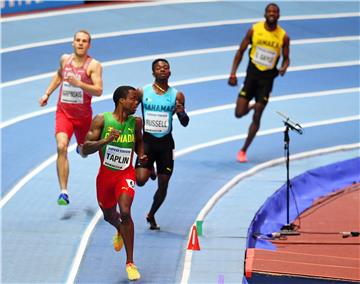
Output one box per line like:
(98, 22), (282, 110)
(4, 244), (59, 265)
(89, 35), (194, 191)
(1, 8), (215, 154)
(57, 193), (70, 205)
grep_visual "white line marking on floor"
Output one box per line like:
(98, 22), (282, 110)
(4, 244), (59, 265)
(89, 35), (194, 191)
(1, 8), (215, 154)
(1, 59), (359, 128)
(2, 36), (358, 88)
(2, 13), (358, 52)
(1, 115), (358, 208)
(179, 142), (360, 284)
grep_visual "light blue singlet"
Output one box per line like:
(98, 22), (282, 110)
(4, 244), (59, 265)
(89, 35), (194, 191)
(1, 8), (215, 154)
(141, 84), (177, 138)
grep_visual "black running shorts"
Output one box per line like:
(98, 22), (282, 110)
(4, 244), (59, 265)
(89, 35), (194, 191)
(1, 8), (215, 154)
(238, 61), (278, 105)
(135, 132), (174, 175)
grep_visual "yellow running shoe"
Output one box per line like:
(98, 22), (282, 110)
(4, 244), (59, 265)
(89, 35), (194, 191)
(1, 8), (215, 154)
(126, 263), (141, 281)
(113, 232), (123, 252)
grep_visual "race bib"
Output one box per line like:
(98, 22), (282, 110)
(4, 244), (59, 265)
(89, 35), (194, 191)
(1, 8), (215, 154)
(61, 80), (84, 104)
(253, 46), (276, 68)
(144, 111), (169, 133)
(103, 145), (132, 170)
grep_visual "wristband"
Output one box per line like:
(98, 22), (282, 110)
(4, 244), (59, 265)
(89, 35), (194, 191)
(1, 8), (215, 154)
(178, 111), (187, 119)
(177, 111), (189, 126)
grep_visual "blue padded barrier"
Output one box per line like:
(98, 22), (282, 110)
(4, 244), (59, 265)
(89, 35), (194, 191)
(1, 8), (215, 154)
(246, 157), (360, 250)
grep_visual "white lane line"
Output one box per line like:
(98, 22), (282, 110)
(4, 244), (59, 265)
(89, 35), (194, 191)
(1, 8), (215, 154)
(67, 138), (360, 284)
(1, 85), (358, 129)
(179, 142), (360, 284)
(0, 114), (357, 281)
(102, 37), (360, 69)
(1, 115), (358, 209)
(0, 143), (75, 208)
(2, 4), (357, 281)
(1, 72), (55, 88)
(186, 87), (360, 117)
(175, 115), (359, 157)
(0, 107), (57, 129)
(66, 209), (103, 284)
(2, 12), (359, 53)
(1, 36), (359, 88)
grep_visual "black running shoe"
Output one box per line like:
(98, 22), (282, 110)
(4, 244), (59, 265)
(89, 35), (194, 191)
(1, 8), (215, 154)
(149, 167), (157, 180)
(146, 215), (160, 230)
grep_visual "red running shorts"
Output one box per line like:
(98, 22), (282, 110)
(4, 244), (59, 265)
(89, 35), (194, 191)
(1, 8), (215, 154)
(55, 109), (92, 144)
(96, 165), (136, 209)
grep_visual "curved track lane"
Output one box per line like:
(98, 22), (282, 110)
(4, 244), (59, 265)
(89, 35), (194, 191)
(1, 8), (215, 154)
(1, 1), (359, 283)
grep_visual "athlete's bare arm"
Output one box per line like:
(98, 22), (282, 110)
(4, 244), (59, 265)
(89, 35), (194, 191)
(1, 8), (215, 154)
(39, 54), (67, 107)
(228, 28), (253, 86)
(279, 34), (290, 76)
(175, 92), (189, 127)
(82, 114), (119, 155)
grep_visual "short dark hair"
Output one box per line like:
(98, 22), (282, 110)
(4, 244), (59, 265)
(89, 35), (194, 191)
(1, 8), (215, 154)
(265, 3), (280, 13)
(113, 85), (135, 107)
(152, 58), (170, 72)
(74, 30), (91, 43)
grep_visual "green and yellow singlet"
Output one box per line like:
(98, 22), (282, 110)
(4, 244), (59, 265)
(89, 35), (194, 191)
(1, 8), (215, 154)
(100, 112), (136, 171)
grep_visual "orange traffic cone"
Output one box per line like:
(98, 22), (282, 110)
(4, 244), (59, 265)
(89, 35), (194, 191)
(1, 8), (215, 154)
(187, 225), (200, 250)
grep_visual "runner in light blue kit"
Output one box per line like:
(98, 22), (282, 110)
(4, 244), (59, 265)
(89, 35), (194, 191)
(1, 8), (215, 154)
(142, 83), (177, 137)
(136, 58), (189, 230)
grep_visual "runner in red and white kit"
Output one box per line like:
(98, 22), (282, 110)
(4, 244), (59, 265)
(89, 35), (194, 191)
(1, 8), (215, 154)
(39, 30), (103, 205)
